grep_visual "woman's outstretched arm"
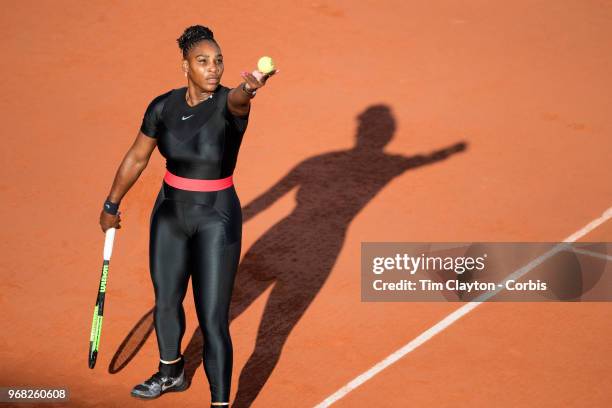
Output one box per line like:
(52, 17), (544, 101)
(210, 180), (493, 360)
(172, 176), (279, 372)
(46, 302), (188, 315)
(99, 131), (157, 232)
(227, 69), (278, 116)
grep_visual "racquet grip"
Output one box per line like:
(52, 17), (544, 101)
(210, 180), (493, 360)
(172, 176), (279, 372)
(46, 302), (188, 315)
(103, 228), (116, 260)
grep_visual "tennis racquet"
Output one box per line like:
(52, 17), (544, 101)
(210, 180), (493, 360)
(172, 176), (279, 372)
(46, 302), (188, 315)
(88, 227), (116, 369)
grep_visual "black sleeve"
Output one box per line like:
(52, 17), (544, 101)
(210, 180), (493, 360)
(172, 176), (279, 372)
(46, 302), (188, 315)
(224, 87), (250, 134)
(140, 92), (169, 138)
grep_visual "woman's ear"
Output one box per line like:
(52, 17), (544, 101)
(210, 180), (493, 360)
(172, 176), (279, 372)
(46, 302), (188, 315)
(182, 60), (189, 75)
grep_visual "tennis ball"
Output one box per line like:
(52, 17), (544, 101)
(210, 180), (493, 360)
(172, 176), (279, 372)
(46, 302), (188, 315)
(257, 56), (275, 74)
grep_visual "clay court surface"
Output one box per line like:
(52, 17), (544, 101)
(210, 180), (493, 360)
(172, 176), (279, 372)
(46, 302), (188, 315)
(1, 1), (611, 407)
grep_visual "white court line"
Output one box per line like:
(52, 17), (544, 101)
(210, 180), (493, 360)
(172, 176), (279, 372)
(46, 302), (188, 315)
(571, 248), (612, 261)
(313, 205), (612, 407)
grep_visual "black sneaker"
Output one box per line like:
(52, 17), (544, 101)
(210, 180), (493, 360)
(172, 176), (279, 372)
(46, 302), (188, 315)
(131, 359), (189, 399)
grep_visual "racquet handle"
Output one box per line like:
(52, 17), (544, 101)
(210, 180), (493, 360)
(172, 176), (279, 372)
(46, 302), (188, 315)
(104, 227), (116, 260)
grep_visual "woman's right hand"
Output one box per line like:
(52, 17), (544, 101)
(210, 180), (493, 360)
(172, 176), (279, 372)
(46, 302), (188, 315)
(100, 209), (122, 232)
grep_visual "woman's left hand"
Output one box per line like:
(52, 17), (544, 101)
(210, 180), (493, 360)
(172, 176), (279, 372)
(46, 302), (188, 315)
(240, 68), (279, 91)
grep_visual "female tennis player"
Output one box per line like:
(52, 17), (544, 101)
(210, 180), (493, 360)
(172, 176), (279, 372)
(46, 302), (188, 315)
(99, 25), (277, 406)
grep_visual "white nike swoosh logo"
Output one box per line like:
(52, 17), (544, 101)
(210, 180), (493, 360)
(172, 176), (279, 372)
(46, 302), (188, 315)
(161, 374), (183, 391)
(181, 115), (194, 120)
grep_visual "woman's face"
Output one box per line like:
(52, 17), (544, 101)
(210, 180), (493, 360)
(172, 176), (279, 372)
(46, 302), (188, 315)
(183, 40), (224, 92)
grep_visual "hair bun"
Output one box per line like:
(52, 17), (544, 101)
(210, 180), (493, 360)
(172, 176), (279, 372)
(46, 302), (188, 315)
(177, 25), (216, 57)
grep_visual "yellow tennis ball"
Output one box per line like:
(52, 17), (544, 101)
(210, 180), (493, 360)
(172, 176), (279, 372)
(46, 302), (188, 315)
(257, 56), (275, 74)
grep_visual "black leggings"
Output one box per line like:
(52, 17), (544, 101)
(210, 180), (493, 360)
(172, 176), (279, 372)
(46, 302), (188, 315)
(149, 181), (242, 402)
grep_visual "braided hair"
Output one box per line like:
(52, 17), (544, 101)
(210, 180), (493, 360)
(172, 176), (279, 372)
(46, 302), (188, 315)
(177, 25), (218, 58)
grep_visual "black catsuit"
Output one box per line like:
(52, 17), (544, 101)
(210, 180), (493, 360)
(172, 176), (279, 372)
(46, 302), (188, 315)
(139, 84), (248, 402)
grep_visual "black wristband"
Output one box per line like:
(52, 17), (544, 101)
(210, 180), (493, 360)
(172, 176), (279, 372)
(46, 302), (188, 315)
(103, 198), (120, 215)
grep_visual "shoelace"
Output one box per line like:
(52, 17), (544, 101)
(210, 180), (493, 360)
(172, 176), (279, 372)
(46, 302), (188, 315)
(144, 372), (166, 386)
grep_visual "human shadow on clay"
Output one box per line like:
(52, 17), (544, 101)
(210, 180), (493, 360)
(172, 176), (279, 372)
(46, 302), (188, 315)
(109, 104), (468, 406)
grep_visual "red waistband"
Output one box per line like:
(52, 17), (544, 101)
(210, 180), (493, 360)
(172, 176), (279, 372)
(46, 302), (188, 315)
(163, 170), (233, 191)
